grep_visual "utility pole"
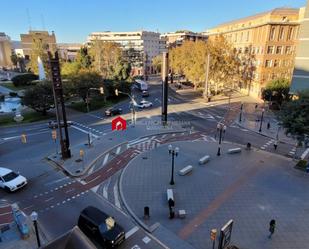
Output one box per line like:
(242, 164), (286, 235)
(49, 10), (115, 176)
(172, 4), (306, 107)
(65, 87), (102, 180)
(162, 52), (168, 125)
(204, 54), (210, 101)
(49, 51), (71, 159)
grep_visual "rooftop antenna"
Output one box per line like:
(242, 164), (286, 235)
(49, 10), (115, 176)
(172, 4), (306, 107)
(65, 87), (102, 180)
(26, 8), (32, 31)
(41, 14), (46, 30)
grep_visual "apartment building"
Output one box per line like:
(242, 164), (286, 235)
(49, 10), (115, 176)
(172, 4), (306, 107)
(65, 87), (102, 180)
(206, 8), (301, 97)
(58, 43), (82, 61)
(0, 32), (12, 68)
(290, 3), (309, 93)
(161, 31), (207, 48)
(87, 31), (161, 75)
(20, 30), (57, 60)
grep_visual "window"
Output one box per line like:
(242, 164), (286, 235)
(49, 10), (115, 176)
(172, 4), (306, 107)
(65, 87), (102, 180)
(276, 46), (282, 54)
(274, 60), (279, 67)
(287, 27), (293, 40)
(246, 31), (249, 42)
(265, 60), (272, 67)
(267, 46), (274, 54)
(240, 32), (243, 42)
(279, 27), (284, 40)
(269, 27), (276, 40)
(234, 33), (237, 42)
(256, 47), (260, 54)
(286, 46), (292, 54)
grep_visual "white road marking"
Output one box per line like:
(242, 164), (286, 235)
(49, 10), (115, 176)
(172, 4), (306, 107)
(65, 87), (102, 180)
(131, 246), (141, 249)
(300, 148), (309, 159)
(86, 175), (100, 184)
(142, 236), (151, 244)
(240, 129), (248, 132)
(161, 134), (167, 138)
(113, 181), (121, 209)
(45, 197), (54, 202)
(71, 125), (99, 138)
(116, 146), (121, 155)
(103, 178), (111, 199)
(209, 137), (216, 142)
(261, 146), (266, 150)
(128, 137), (149, 146)
(45, 177), (70, 186)
(91, 185), (99, 193)
(125, 226), (139, 239)
(101, 153), (109, 167)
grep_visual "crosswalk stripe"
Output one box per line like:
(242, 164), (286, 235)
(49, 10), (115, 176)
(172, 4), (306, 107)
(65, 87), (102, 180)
(116, 146), (121, 155)
(102, 153), (109, 166)
(113, 181), (121, 209)
(103, 178), (111, 199)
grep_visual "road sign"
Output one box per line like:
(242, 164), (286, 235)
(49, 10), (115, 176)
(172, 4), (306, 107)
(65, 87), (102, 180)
(218, 219), (234, 249)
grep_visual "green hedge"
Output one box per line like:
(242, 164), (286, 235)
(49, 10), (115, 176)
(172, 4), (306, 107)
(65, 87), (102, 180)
(11, 73), (38, 87)
(295, 160), (308, 171)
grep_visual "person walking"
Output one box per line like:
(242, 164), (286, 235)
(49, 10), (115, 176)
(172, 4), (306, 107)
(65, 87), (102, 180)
(268, 219), (276, 238)
(273, 140), (278, 150)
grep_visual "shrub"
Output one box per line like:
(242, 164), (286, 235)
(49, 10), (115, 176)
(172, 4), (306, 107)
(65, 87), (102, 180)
(11, 73), (38, 87)
(295, 160), (308, 170)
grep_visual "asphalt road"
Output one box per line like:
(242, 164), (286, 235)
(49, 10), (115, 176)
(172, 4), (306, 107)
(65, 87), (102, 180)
(0, 79), (304, 249)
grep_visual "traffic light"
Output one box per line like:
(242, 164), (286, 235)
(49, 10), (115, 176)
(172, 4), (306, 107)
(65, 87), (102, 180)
(99, 87), (104, 94)
(210, 229), (217, 241)
(52, 130), (57, 140)
(21, 134), (27, 144)
(115, 89), (119, 96)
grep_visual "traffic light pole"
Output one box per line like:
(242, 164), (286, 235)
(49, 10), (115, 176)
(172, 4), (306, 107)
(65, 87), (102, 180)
(162, 52), (168, 125)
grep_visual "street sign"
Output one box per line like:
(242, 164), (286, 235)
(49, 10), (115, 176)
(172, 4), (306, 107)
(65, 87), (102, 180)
(218, 219), (234, 249)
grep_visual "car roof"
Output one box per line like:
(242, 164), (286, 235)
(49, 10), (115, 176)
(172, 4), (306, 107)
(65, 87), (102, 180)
(80, 206), (109, 225)
(0, 167), (13, 176)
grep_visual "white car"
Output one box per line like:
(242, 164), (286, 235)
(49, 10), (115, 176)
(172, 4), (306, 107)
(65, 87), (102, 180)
(134, 100), (153, 109)
(0, 167), (27, 192)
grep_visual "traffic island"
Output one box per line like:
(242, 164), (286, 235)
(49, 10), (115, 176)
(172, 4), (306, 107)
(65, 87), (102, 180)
(120, 140), (309, 249)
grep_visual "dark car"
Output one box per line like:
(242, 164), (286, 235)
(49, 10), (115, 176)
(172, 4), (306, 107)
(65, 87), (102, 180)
(141, 90), (149, 97)
(48, 120), (72, 129)
(78, 206), (125, 248)
(105, 107), (122, 116)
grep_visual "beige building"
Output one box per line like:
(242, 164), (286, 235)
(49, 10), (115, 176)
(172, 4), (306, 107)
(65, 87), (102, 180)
(290, 2), (309, 93)
(0, 32), (12, 68)
(58, 43), (82, 61)
(161, 31), (207, 48)
(20, 30), (57, 60)
(206, 8), (301, 97)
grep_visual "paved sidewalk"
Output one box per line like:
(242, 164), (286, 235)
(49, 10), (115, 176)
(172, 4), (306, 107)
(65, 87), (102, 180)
(120, 140), (309, 249)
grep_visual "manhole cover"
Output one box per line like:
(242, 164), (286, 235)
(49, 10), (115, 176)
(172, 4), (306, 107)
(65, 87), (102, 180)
(109, 138), (113, 140)
(142, 156), (148, 160)
(75, 159), (82, 163)
(75, 169), (81, 173)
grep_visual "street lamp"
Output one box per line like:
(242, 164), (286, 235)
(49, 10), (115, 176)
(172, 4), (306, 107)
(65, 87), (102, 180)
(86, 87), (104, 113)
(259, 108), (265, 132)
(168, 145), (179, 185)
(216, 123), (226, 156)
(239, 102), (243, 122)
(30, 211), (41, 248)
(115, 89), (137, 125)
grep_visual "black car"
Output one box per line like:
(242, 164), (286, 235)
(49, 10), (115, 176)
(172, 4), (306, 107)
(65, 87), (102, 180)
(48, 120), (72, 129)
(105, 107), (122, 116)
(78, 206), (125, 248)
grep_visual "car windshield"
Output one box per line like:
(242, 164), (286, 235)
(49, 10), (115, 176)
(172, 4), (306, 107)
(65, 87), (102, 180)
(2, 172), (19, 182)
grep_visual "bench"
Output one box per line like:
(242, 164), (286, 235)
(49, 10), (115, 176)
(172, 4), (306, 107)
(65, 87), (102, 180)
(199, 155), (210, 165)
(227, 148), (242, 154)
(178, 209), (186, 218)
(167, 189), (174, 202)
(179, 165), (193, 176)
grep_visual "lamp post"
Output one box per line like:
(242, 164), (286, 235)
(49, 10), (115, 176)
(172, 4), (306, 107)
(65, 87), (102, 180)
(239, 102), (243, 122)
(259, 108), (265, 132)
(216, 123), (226, 156)
(168, 145), (179, 185)
(30, 211), (41, 248)
(86, 87), (104, 113)
(115, 89), (136, 125)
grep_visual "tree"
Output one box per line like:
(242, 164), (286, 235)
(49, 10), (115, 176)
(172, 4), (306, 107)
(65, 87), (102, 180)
(61, 61), (81, 76)
(262, 78), (290, 107)
(89, 40), (130, 80)
(75, 46), (92, 69)
(278, 90), (309, 144)
(22, 81), (54, 115)
(11, 52), (18, 69)
(152, 55), (162, 74)
(28, 38), (51, 76)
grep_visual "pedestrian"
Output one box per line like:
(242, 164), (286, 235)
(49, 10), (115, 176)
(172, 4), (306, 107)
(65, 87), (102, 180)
(255, 103), (258, 109)
(268, 219), (276, 239)
(273, 140), (278, 150)
(267, 122), (270, 129)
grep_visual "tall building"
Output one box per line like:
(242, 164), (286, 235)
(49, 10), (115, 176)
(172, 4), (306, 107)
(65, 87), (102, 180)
(20, 30), (57, 60)
(290, 3), (309, 93)
(87, 31), (161, 75)
(0, 32), (12, 68)
(206, 8), (301, 97)
(161, 31), (207, 48)
(58, 43), (82, 61)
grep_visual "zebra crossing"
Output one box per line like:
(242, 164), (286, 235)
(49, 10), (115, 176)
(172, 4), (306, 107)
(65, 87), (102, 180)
(71, 121), (106, 137)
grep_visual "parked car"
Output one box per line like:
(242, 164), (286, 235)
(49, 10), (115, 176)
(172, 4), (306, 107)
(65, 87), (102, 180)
(134, 100), (153, 109)
(0, 167), (27, 192)
(141, 90), (149, 97)
(48, 120), (73, 129)
(78, 206), (125, 248)
(105, 107), (122, 116)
